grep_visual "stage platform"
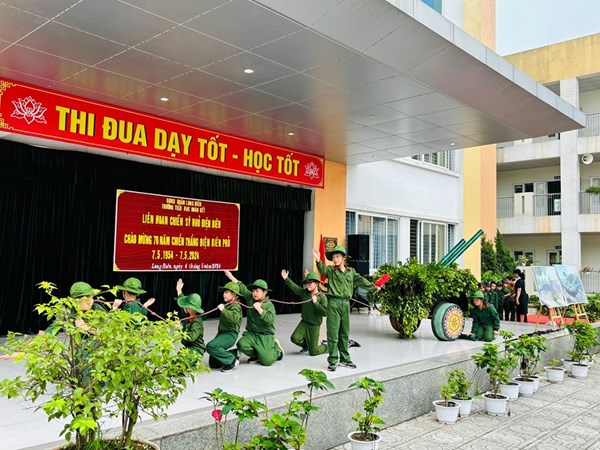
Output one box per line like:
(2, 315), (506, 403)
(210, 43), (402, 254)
(1, 310), (574, 450)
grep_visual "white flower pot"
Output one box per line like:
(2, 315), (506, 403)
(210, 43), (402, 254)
(513, 377), (535, 397)
(451, 398), (473, 417)
(348, 432), (381, 450)
(482, 392), (508, 416)
(530, 374), (540, 391)
(432, 400), (461, 424)
(499, 381), (520, 402)
(544, 366), (566, 383)
(561, 358), (574, 372)
(571, 363), (590, 379)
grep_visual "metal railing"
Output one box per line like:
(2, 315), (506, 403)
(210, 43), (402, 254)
(497, 196), (514, 218)
(581, 271), (600, 293)
(579, 112), (600, 137)
(497, 112), (600, 147)
(496, 194), (562, 218)
(533, 194), (561, 216)
(579, 191), (600, 214)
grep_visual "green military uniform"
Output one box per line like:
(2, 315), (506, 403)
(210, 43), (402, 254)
(317, 246), (376, 367)
(495, 285), (505, 316)
(178, 293), (206, 356)
(115, 277), (149, 316)
(236, 279), (283, 366)
(470, 303), (501, 342)
(207, 282), (243, 369)
(284, 273), (328, 356)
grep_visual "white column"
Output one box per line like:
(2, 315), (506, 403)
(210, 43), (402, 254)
(559, 78), (581, 267)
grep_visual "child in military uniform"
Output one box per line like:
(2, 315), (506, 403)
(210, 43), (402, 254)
(112, 277), (155, 316)
(313, 245), (380, 372)
(206, 281), (243, 373)
(281, 269), (328, 356)
(224, 270), (284, 366)
(494, 281), (505, 318)
(176, 278), (206, 357)
(462, 291), (500, 342)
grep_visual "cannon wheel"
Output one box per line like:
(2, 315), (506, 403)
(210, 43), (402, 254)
(389, 317), (422, 338)
(430, 302), (465, 341)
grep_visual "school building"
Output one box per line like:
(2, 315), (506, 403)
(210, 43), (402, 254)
(493, 33), (600, 292)
(0, 0), (585, 334)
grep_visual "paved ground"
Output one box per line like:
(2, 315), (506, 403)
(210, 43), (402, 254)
(331, 362), (600, 450)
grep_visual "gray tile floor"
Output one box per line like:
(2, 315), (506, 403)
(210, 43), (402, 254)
(0, 310), (548, 450)
(330, 361), (600, 450)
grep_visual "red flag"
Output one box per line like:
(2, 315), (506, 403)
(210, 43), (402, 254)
(319, 234), (327, 282)
(374, 274), (390, 287)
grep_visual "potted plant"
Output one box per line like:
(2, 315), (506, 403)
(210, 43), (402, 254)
(347, 376), (385, 450)
(432, 370), (463, 424)
(544, 359), (566, 383)
(507, 333), (547, 396)
(374, 259), (476, 338)
(0, 282), (206, 449)
(245, 369), (334, 450)
(472, 343), (514, 415)
(565, 321), (599, 379)
(447, 369), (474, 417)
(496, 331), (521, 402)
(205, 388), (267, 449)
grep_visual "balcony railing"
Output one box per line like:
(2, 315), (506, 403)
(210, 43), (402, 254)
(579, 191), (600, 214)
(497, 196), (514, 218)
(496, 194), (562, 218)
(498, 113), (600, 147)
(579, 112), (600, 137)
(581, 271), (600, 293)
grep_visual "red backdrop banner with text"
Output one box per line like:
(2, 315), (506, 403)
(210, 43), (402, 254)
(0, 77), (324, 188)
(114, 190), (240, 271)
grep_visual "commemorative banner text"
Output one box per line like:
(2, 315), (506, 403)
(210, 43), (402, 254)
(114, 190), (240, 271)
(0, 78), (324, 188)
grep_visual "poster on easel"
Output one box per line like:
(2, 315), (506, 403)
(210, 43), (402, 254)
(531, 266), (568, 308)
(554, 265), (588, 304)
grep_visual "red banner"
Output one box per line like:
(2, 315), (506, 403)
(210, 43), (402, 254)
(114, 190), (239, 272)
(0, 78), (324, 188)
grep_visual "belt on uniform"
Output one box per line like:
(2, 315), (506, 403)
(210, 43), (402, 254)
(327, 296), (349, 300)
(253, 331), (274, 336)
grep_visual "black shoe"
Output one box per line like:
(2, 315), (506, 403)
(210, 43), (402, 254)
(339, 361), (357, 369)
(299, 347), (308, 354)
(321, 340), (328, 345)
(248, 357), (259, 364)
(221, 360), (238, 373)
(327, 363), (337, 371)
(349, 339), (361, 348)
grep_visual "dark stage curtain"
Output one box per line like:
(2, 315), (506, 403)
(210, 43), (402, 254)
(0, 141), (311, 334)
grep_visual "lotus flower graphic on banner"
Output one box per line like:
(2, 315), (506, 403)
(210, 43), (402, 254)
(11, 96), (47, 125)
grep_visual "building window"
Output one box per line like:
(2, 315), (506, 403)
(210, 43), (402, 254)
(346, 212), (399, 271)
(409, 220), (451, 264)
(514, 250), (535, 266)
(411, 150), (456, 171)
(514, 183), (534, 193)
(421, 0), (442, 13)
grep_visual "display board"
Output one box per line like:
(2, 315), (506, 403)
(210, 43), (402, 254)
(114, 190), (239, 271)
(531, 266), (568, 308)
(554, 264), (588, 305)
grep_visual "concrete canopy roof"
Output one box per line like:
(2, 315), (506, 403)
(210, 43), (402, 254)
(0, 0), (585, 166)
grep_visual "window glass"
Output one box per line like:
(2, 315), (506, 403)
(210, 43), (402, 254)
(372, 217), (386, 268)
(387, 219), (398, 264)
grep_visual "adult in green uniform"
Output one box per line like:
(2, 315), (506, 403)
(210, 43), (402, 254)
(224, 270), (284, 366)
(112, 277), (155, 316)
(206, 281), (243, 372)
(464, 291), (500, 342)
(313, 245), (380, 372)
(176, 278), (206, 356)
(281, 269), (328, 356)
